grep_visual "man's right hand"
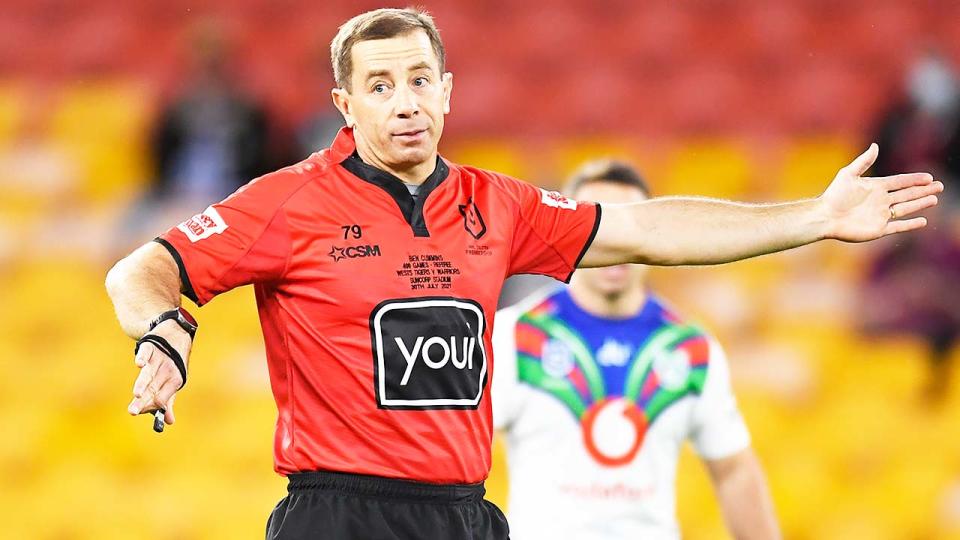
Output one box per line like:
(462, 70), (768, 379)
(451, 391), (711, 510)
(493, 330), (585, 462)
(128, 319), (193, 426)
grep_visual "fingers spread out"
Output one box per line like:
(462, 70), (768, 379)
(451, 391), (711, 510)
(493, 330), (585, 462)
(889, 182), (944, 205)
(878, 173), (936, 192)
(847, 143), (879, 176)
(885, 217), (927, 235)
(891, 195), (939, 220)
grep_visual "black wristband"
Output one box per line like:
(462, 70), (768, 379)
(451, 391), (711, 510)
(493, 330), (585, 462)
(135, 334), (187, 390)
(148, 307), (198, 339)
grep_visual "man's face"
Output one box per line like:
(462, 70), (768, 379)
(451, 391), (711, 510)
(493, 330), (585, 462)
(332, 30), (452, 171)
(572, 181), (649, 296)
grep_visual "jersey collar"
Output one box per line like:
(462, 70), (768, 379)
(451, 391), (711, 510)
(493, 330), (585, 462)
(332, 127), (450, 238)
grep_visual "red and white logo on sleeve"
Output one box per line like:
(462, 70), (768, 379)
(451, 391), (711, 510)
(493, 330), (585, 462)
(539, 189), (577, 210)
(177, 206), (228, 242)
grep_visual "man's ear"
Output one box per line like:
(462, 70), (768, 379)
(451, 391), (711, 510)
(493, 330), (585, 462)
(331, 87), (355, 128)
(442, 72), (453, 115)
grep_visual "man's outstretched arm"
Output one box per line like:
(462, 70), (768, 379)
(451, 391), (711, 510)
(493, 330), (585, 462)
(580, 144), (943, 267)
(105, 242), (192, 425)
(706, 448), (781, 540)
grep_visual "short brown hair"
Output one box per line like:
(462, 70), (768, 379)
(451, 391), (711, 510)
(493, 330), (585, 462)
(330, 7), (446, 91)
(565, 159), (651, 197)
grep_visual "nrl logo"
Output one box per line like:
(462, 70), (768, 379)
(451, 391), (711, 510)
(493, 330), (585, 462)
(458, 197), (487, 240)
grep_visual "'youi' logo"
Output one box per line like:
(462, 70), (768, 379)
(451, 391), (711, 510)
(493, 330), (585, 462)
(371, 297), (487, 410)
(396, 335), (479, 385)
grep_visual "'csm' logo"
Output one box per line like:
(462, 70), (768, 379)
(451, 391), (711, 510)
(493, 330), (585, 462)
(329, 244), (381, 262)
(371, 297), (487, 410)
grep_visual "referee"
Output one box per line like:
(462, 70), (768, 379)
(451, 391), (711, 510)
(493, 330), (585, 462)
(106, 8), (942, 540)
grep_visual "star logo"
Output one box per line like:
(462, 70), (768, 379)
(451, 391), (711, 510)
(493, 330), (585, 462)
(328, 246), (346, 262)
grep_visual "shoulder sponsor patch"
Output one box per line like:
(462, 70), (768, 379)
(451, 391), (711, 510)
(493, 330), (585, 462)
(540, 188), (577, 210)
(177, 206), (228, 242)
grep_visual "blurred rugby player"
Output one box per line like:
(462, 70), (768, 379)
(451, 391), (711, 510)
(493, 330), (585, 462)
(494, 160), (779, 540)
(106, 7), (940, 539)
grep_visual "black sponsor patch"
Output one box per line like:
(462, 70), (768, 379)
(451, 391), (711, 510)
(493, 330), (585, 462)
(370, 297), (487, 410)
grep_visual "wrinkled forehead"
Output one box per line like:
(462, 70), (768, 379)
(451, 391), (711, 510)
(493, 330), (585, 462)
(350, 30), (440, 79)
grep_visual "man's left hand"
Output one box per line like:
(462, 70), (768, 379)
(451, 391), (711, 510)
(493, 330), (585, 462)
(820, 143), (943, 242)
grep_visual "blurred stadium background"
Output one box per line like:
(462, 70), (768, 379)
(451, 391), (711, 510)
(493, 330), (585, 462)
(2, 0), (960, 538)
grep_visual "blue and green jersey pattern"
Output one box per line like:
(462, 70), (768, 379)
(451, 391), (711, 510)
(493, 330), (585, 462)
(513, 289), (710, 425)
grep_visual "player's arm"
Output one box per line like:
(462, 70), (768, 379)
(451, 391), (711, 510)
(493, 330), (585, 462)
(106, 241), (192, 425)
(690, 339), (779, 539)
(705, 448), (781, 540)
(579, 144), (942, 267)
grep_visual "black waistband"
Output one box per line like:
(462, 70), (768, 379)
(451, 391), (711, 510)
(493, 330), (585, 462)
(287, 471), (486, 504)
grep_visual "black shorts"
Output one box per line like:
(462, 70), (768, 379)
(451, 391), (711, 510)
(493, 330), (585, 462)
(265, 471), (510, 540)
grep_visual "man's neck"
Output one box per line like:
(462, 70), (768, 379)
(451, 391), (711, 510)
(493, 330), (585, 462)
(567, 283), (647, 319)
(354, 140), (436, 185)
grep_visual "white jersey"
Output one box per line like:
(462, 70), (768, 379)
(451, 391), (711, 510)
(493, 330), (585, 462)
(492, 288), (750, 540)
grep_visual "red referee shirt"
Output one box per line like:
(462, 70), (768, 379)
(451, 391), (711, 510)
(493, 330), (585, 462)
(157, 128), (601, 484)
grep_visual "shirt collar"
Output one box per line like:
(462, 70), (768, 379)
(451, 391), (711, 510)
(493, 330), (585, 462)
(332, 127), (450, 238)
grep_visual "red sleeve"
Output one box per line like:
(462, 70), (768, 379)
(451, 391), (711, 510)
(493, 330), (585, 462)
(497, 175), (602, 282)
(155, 168), (305, 306)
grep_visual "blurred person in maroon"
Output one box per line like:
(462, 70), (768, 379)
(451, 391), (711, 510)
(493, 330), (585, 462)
(117, 21), (272, 252)
(862, 51), (960, 401)
(151, 21), (271, 204)
(872, 51), (960, 186)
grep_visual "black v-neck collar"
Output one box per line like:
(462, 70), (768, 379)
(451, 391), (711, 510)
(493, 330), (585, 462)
(340, 151), (450, 237)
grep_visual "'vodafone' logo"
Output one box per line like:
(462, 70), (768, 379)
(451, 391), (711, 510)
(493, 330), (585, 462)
(581, 398), (648, 467)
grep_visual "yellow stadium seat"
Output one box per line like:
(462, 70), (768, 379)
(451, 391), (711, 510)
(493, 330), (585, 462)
(444, 140), (529, 181)
(552, 137), (662, 189)
(778, 136), (858, 200)
(48, 81), (152, 203)
(487, 434), (510, 510)
(676, 444), (728, 538)
(662, 141), (756, 199)
(0, 82), (23, 146)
